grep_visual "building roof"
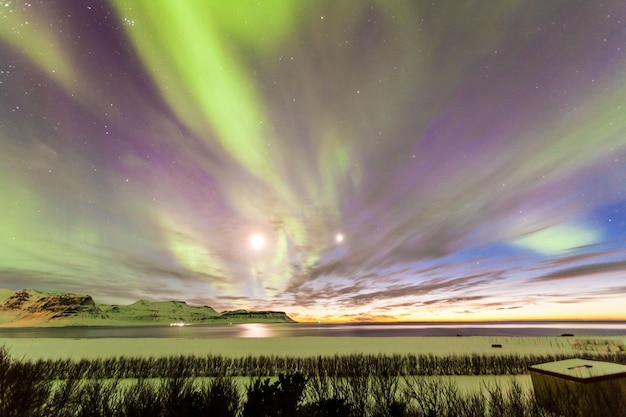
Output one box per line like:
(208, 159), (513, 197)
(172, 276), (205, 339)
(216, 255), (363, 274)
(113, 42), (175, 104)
(529, 358), (626, 383)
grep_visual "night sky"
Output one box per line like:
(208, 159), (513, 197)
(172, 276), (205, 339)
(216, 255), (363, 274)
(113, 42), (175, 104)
(1, 1), (626, 322)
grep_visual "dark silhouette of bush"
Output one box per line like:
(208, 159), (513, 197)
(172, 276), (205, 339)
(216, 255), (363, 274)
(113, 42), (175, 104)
(202, 377), (240, 417)
(371, 399), (408, 417)
(242, 372), (307, 417)
(43, 371), (82, 417)
(371, 358), (402, 416)
(299, 396), (355, 417)
(0, 346), (50, 417)
(403, 375), (460, 417)
(117, 379), (162, 417)
(75, 379), (120, 417)
(157, 375), (195, 417)
(109, 376), (240, 417)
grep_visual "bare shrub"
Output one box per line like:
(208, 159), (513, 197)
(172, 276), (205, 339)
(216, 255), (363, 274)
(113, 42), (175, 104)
(117, 379), (161, 417)
(402, 375), (460, 417)
(75, 379), (120, 417)
(201, 377), (240, 417)
(43, 369), (82, 417)
(371, 359), (404, 417)
(0, 346), (51, 417)
(242, 372), (307, 417)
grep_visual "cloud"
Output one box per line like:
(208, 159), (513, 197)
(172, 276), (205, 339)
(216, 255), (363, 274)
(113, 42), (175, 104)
(282, 269), (505, 315)
(527, 249), (626, 271)
(533, 261), (626, 282)
(0, 268), (64, 290)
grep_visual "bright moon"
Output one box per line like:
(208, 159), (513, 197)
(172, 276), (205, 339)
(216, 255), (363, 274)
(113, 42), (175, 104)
(335, 233), (344, 243)
(249, 233), (266, 250)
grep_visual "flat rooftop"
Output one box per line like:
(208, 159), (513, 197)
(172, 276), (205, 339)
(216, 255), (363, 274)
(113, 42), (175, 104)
(529, 358), (626, 382)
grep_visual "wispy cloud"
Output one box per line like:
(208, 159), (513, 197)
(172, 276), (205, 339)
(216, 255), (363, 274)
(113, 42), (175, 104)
(533, 261), (626, 282)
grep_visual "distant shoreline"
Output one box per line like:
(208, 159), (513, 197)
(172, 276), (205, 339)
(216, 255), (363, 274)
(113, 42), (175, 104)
(3, 318), (625, 329)
(2, 320), (625, 340)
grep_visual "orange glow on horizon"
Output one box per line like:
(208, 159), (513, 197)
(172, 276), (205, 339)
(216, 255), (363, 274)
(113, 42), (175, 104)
(289, 302), (626, 323)
(291, 315), (626, 324)
(284, 288), (626, 323)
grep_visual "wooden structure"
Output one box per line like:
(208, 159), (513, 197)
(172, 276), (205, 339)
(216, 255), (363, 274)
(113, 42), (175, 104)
(529, 358), (626, 416)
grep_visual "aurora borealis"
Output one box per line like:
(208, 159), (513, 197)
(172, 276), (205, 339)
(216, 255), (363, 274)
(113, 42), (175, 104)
(1, 1), (626, 322)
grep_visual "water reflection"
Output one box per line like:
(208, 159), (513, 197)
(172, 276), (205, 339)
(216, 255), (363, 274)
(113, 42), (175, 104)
(238, 323), (272, 338)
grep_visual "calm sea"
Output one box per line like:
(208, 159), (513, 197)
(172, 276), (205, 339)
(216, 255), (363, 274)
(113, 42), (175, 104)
(0, 321), (625, 339)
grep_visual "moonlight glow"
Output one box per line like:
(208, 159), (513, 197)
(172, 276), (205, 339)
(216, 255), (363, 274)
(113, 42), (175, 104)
(249, 234), (266, 251)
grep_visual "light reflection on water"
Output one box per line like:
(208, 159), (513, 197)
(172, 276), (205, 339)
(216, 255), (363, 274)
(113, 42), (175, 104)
(238, 323), (272, 338)
(0, 321), (625, 339)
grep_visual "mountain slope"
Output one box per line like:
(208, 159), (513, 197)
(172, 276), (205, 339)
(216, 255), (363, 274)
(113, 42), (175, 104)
(0, 289), (109, 327)
(0, 289), (296, 327)
(100, 300), (220, 324)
